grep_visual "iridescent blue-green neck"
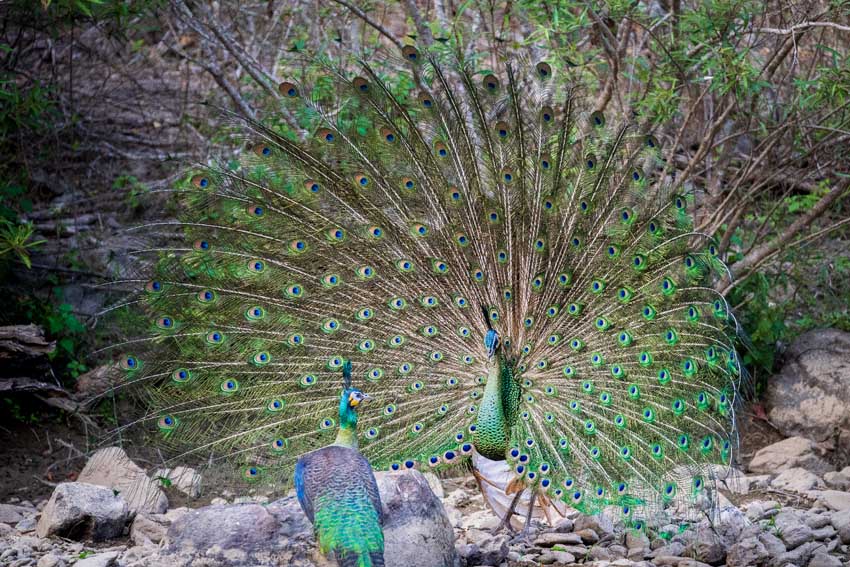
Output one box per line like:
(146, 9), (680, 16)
(473, 354), (519, 461)
(333, 390), (358, 449)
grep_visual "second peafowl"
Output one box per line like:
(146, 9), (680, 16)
(294, 360), (383, 567)
(107, 44), (742, 533)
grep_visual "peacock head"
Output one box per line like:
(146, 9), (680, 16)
(484, 329), (500, 359)
(339, 360), (371, 429)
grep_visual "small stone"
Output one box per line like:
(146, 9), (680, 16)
(830, 508), (850, 543)
(131, 513), (168, 546)
(812, 490), (850, 511)
(533, 532), (583, 547)
(588, 546), (611, 560)
(575, 528), (600, 544)
(687, 525), (725, 565)
(574, 513), (614, 536)
(774, 510), (815, 549)
(777, 540), (820, 565)
(771, 467), (823, 492)
(726, 536), (768, 567)
(37, 554), (64, 567)
(0, 503), (34, 524)
(824, 471), (850, 491)
(209, 497), (227, 506)
(74, 551), (119, 567)
(650, 542), (686, 557)
(806, 511), (833, 529)
(152, 466), (203, 499)
(0, 522), (12, 536)
(812, 525), (837, 540)
(552, 518), (574, 532)
(758, 530), (786, 557)
(15, 517), (37, 533)
(807, 551), (843, 567)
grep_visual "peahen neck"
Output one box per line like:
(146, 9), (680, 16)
(473, 353), (518, 461)
(332, 392), (359, 450)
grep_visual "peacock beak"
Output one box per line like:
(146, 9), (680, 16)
(360, 393), (372, 403)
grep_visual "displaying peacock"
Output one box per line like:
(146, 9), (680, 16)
(105, 44), (742, 535)
(294, 360), (384, 567)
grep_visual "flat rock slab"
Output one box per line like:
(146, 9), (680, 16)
(36, 483), (128, 541)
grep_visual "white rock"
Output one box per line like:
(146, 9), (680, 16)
(811, 490), (850, 511)
(78, 447), (167, 515)
(74, 551), (119, 567)
(152, 466), (202, 499)
(37, 553), (64, 567)
(748, 436), (833, 475)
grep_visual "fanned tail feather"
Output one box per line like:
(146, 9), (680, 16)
(99, 45), (742, 529)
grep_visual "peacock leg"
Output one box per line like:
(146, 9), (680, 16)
(510, 487), (538, 544)
(492, 488), (525, 534)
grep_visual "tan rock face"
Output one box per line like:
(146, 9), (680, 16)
(766, 329), (850, 447)
(748, 436), (833, 475)
(77, 447), (168, 515)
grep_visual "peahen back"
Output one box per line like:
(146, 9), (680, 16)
(106, 46), (741, 528)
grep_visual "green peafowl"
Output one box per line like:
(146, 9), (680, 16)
(294, 360), (384, 567)
(106, 44), (742, 536)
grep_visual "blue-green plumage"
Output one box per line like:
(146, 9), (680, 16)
(294, 362), (384, 567)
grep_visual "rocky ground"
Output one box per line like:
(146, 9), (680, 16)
(1, 330), (849, 567)
(1, 436), (850, 567)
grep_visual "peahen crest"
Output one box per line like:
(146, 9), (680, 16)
(103, 45), (742, 529)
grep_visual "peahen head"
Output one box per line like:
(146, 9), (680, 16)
(338, 360), (371, 432)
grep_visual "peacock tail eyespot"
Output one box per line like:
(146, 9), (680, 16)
(196, 290), (216, 304)
(402, 45), (419, 61)
(494, 121), (509, 139)
(285, 284), (304, 299)
(316, 128), (335, 143)
(253, 351), (271, 365)
(247, 259), (265, 273)
(434, 141), (448, 157)
(482, 74), (500, 91)
(585, 154), (596, 170)
(418, 92), (433, 107)
(410, 223), (428, 237)
(353, 77), (369, 92)
(247, 204), (265, 217)
(536, 61), (552, 78)
(321, 273), (341, 288)
(220, 379), (239, 394)
(502, 168), (513, 183)
(356, 265), (376, 280)
(191, 174), (210, 188)
(326, 357), (343, 370)
(590, 110), (605, 127)
(319, 418), (335, 430)
(278, 81), (298, 97)
(156, 316), (175, 329)
(304, 180), (321, 193)
(253, 144), (272, 157)
(171, 368), (191, 383)
(267, 399), (285, 413)
(158, 414), (178, 432)
(119, 355), (140, 371)
(145, 280), (163, 293)
(193, 239), (211, 250)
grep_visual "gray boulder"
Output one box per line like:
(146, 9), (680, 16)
(766, 328), (850, 449)
(375, 470), (460, 567)
(36, 482), (128, 541)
